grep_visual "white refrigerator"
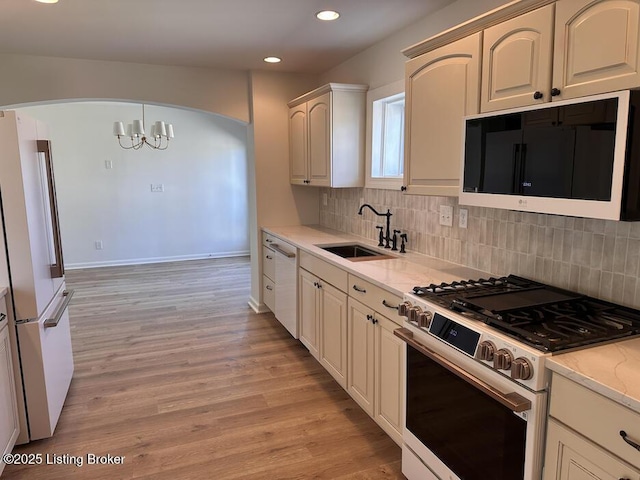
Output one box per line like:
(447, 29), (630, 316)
(0, 110), (74, 444)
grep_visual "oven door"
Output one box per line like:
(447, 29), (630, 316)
(395, 327), (546, 480)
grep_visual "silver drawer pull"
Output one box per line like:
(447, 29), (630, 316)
(620, 431), (640, 451)
(352, 285), (366, 293)
(382, 300), (398, 310)
(44, 290), (74, 328)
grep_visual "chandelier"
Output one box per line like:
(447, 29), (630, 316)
(112, 104), (174, 150)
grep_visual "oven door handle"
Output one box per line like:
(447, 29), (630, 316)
(394, 327), (532, 413)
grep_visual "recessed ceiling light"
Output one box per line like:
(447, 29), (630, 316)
(316, 10), (340, 21)
(35, 0), (59, 3)
(264, 56), (282, 64)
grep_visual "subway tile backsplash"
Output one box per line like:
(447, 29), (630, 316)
(319, 187), (640, 309)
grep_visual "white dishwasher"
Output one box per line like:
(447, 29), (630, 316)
(270, 240), (298, 339)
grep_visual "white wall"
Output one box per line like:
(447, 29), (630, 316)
(0, 54), (250, 123)
(18, 102), (249, 268)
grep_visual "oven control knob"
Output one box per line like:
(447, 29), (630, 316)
(494, 349), (514, 370)
(398, 301), (412, 317)
(511, 357), (533, 380)
(476, 341), (496, 362)
(417, 311), (433, 328)
(408, 306), (423, 323)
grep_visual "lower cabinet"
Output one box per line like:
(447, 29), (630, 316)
(348, 297), (404, 445)
(0, 299), (18, 475)
(299, 268), (320, 359)
(543, 373), (640, 480)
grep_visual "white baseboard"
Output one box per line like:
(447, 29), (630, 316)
(65, 251), (250, 270)
(248, 296), (270, 314)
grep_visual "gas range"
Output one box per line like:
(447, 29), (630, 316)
(399, 275), (640, 392)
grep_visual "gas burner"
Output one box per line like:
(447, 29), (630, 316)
(411, 275), (640, 352)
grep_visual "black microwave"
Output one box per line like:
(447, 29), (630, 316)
(460, 90), (640, 220)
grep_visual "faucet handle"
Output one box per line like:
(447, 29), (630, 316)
(400, 233), (408, 254)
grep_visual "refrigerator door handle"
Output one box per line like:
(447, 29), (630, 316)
(37, 140), (64, 279)
(44, 290), (74, 328)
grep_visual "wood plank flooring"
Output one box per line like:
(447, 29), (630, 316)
(3, 257), (403, 479)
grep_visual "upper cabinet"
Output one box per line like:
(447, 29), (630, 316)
(403, 32), (481, 196)
(554, 0), (640, 100)
(482, 4), (554, 111)
(482, 0), (640, 112)
(288, 83), (368, 188)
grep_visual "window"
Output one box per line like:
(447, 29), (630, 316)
(366, 80), (405, 189)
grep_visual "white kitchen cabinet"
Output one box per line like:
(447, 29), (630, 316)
(482, 0), (640, 111)
(404, 32), (481, 196)
(318, 282), (348, 389)
(0, 297), (19, 475)
(298, 268), (320, 359)
(481, 4), (555, 111)
(347, 275), (404, 445)
(347, 298), (376, 416)
(543, 373), (640, 479)
(288, 83), (368, 188)
(298, 251), (348, 382)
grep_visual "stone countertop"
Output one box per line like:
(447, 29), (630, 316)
(547, 338), (640, 414)
(262, 225), (490, 297)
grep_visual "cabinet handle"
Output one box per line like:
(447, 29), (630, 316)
(382, 300), (398, 310)
(620, 431), (640, 451)
(266, 255), (273, 260)
(533, 91), (543, 100)
(551, 87), (561, 97)
(265, 238), (273, 243)
(266, 285), (273, 291)
(372, 317), (378, 324)
(352, 285), (367, 293)
(400, 186), (407, 192)
(44, 290), (74, 328)
(366, 314), (373, 322)
(316, 282), (322, 289)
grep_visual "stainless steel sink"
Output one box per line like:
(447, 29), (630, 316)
(318, 244), (393, 261)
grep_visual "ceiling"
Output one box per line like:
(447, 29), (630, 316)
(0, 0), (455, 74)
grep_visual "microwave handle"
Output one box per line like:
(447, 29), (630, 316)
(512, 144), (522, 194)
(394, 327), (531, 413)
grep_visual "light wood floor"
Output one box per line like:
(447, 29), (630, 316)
(3, 257), (403, 479)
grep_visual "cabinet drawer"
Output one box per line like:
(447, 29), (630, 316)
(263, 231), (278, 248)
(299, 251), (347, 292)
(263, 246), (275, 280)
(348, 274), (403, 325)
(263, 275), (275, 312)
(550, 373), (640, 468)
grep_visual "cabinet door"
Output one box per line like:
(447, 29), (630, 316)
(307, 92), (332, 187)
(0, 322), (19, 474)
(298, 269), (319, 359)
(481, 4), (554, 112)
(553, 0), (640, 101)
(347, 298), (375, 416)
(319, 282), (348, 388)
(543, 418), (640, 480)
(375, 315), (404, 446)
(404, 32), (481, 196)
(289, 104), (308, 185)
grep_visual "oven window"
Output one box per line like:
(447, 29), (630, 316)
(407, 345), (527, 480)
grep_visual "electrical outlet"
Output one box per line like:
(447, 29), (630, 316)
(150, 184), (164, 193)
(95, 240), (103, 250)
(459, 208), (468, 229)
(323, 193), (328, 206)
(105, 160), (113, 169)
(439, 205), (453, 227)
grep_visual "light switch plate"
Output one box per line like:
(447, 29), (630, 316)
(439, 205), (453, 227)
(459, 208), (468, 229)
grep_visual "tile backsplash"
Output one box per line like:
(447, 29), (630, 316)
(319, 187), (640, 310)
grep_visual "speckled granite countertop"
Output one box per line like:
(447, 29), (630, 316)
(547, 338), (640, 414)
(262, 224), (489, 296)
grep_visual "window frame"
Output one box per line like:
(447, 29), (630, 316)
(365, 79), (406, 190)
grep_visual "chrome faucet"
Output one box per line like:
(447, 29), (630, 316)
(358, 204), (392, 249)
